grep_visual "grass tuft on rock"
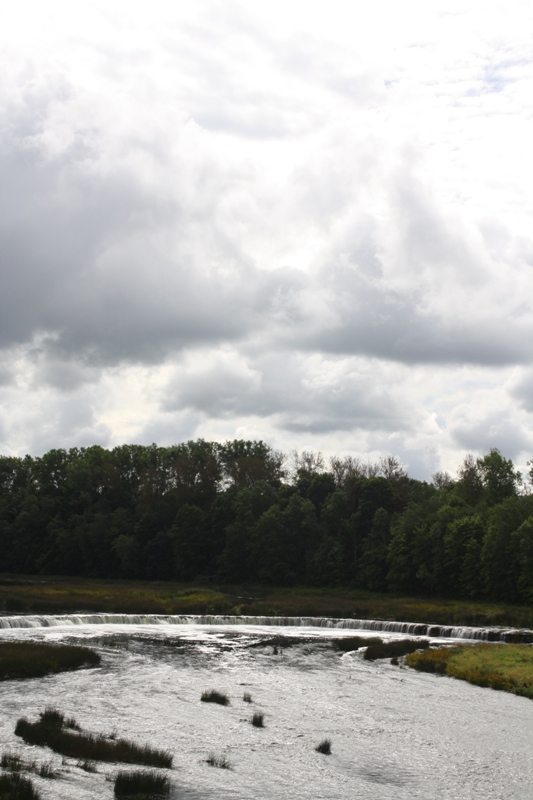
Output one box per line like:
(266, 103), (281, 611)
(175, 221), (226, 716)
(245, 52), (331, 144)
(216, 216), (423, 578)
(315, 738), (331, 755)
(200, 689), (229, 706)
(114, 769), (170, 797)
(363, 639), (429, 661)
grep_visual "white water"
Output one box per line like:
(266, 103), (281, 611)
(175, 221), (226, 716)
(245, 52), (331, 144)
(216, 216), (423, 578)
(1, 613), (532, 642)
(1, 619), (532, 799)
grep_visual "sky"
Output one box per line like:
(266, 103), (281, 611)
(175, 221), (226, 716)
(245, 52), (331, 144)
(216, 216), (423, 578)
(1, 0), (533, 481)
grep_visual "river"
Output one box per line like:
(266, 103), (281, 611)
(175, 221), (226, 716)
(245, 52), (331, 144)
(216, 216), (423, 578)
(0, 617), (531, 799)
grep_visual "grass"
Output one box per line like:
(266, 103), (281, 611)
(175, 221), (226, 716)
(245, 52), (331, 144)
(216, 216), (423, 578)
(77, 759), (97, 772)
(315, 738), (331, 755)
(332, 636), (384, 652)
(0, 773), (42, 799)
(15, 709), (172, 768)
(200, 689), (229, 706)
(251, 712), (264, 727)
(0, 642), (100, 681)
(406, 644), (533, 699)
(1, 752), (57, 778)
(205, 753), (231, 769)
(363, 639), (430, 661)
(114, 769), (171, 797)
(3, 574), (533, 629)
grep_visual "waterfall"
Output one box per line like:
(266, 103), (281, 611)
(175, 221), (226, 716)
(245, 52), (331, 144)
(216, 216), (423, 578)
(0, 613), (532, 642)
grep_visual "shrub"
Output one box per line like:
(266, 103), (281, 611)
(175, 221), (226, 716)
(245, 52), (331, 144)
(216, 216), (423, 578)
(15, 714), (172, 768)
(333, 636), (383, 652)
(114, 769), (170, 797)
(406, 647), (453, 674)
(200, 690), (229, 706)
(251, 712), (264, 728)
(0, 772), (42, 799)
(315, 738), (331, 755)
(243, 692), (252, 703)
(205, 753), (231, 769)
(364, 639), (429, 661)
(0, 642), (100, 681)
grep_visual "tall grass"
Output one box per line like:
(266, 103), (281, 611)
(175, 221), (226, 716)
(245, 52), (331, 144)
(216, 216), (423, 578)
(0, 642), (100, 681)
(315, 739), (331, 755)
(0, 772), (42, 799)
(15, 711), (172, 768)
(406, 644), (533, 699)
(200, 690), (229, 706)
(4, 575), (533, 628)
(114, 769), (171, 797)
(1, 751), (57, 778)
(205, 753), (231, 769)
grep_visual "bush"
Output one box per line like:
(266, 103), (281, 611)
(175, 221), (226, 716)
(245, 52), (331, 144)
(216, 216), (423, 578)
(205, 753), (231, 769)
(0, 772), (42, 799)
(15, 714), (172, 768)
(406, 647), (453, 674)
(364, 639), (429, 661)
(0, 642), (100, 681)
(315, 738), (331, 755)
(332, 636), (383, 652)
(200, 690), (229, 706)
(251, 712), (264, 728)
(114, 769), (170, 797)
(243, 692), (252, 703)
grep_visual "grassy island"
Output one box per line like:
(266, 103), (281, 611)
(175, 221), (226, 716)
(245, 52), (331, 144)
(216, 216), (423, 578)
(0, 641), (100, 681)
(406, 644), (533, 700)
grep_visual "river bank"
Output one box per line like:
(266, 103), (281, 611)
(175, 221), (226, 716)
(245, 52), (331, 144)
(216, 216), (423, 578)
(2, 574), (533, 629)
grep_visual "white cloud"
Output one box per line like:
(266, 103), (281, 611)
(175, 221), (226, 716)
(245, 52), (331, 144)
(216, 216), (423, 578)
(0, 0), (533, 478)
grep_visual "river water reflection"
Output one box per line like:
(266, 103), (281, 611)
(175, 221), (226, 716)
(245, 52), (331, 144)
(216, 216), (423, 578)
(0, 622), (531, 799)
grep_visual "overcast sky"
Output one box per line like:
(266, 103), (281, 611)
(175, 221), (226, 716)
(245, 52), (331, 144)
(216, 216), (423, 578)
(1, 0), (533, 480)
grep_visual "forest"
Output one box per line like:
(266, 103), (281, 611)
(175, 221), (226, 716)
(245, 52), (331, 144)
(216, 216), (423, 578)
(0, 440), (532, 605)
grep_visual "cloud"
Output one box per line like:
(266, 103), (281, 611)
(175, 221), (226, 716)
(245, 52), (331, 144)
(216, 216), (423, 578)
(1, 1), (533, 479)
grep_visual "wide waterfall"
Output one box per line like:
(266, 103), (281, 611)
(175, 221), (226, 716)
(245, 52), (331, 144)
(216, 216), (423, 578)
(1, 612), (532, 642)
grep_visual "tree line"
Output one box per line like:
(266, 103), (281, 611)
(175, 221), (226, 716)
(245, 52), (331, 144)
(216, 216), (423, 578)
(0, 440), (532, 604)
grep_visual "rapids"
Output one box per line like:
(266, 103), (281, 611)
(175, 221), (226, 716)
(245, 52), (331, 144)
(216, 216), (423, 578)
(0, 619), (532, 799)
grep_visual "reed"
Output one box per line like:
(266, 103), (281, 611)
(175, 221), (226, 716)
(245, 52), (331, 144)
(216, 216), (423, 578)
(15, 714), (172, 768)
(205, 753), (231, 769)
(0, 772), (42, 799)
(200, 689), (229, 706)
(0, 642), (100, 681)
(315, 738), (331, 755)
(1, 751), (57, 778)
(114, 769), (171, 797)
